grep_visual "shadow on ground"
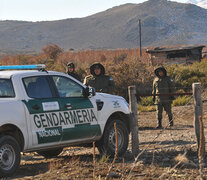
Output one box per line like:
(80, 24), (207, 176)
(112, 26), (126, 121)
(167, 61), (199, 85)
(11, 147), (203, 179)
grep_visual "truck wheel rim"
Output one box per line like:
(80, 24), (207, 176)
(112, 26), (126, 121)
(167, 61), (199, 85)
(108, 128), (124, 149)
(0, 144), (15, 170)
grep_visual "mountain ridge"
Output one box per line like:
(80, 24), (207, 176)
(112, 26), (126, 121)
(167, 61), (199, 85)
(0, 0), (207, 54)
(187, 0), (207, 9)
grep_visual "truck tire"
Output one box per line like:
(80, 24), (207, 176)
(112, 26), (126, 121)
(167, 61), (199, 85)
(97, 119), (129, 157)
(0, 136), (21, 177)
(37, 148), (63, 158)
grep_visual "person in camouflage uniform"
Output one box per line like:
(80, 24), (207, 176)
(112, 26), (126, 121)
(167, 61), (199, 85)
(83, 62), (115, 93)
(66, 62), (81, 81)
(152, 67), (175, 128)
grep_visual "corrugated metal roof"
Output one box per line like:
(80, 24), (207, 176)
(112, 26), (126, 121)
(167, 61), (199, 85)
(146, 45), (205, 53)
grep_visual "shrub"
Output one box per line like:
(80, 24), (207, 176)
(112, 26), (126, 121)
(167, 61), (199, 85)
(111, 59), (154, 100)
(172, 96), (192, 106)
(140, 96), (154, 106)
(137, 96), (156, 112)
(2, 48), (207, 102)
(42, 44), (63, 60)
(167, 61), (207, 90)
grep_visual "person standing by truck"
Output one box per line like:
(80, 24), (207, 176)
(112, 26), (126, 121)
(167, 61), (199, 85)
(152, 67), (175, 128)
(83, 62), (114, 94)
(66, 62), (81, 81)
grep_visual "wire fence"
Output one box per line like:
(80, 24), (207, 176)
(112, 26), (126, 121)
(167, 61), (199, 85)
(136, 86), (193, 97)
(127, 84), (207, 179)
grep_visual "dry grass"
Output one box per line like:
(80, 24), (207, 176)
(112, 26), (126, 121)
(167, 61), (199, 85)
(138, 105), (156, 112)
(11, 103), (207, 179)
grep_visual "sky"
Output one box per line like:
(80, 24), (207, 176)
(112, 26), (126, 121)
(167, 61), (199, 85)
(0, 0), (188, 22)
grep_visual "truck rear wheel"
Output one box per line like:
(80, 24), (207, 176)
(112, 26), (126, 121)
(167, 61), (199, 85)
(0, 136), (21, 177)
(37, 147), (63, 158)
(97, 119), (129, 157)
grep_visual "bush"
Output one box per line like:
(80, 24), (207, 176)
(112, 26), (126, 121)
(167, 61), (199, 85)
(2, 49), (207, 102)
(167, 61), (207, 90)
(140, 96), (154, 106)
(137, 96), (156, 112)
(111, 59), (154, 100)
(172, 96), (192, 106)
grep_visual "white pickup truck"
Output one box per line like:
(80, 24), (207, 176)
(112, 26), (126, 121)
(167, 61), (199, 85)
(0, 64), (131, 177)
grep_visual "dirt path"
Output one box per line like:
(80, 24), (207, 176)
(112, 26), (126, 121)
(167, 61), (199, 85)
(11, 103), (207, 179)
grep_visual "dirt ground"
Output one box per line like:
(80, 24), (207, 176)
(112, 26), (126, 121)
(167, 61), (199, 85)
(10, 103), (207, 179)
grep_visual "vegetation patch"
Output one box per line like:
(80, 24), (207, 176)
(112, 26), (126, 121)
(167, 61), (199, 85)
(172, 96), (192, 107)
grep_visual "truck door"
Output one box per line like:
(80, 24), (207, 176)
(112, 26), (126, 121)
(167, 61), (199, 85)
(51, 75), (101, 143)
(23, 75), (63, 147)
(23, 75), (101, 148)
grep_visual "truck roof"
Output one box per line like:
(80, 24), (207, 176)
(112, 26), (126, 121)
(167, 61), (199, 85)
(0, 70), (65, 78)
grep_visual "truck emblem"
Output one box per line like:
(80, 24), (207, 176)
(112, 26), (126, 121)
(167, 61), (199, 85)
(112, 100), (120, 108)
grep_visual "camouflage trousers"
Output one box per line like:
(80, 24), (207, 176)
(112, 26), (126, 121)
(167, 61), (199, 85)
(156, 103), (173, 126)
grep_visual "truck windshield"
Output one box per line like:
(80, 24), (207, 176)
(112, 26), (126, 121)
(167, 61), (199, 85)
(0, 79), (15, 97)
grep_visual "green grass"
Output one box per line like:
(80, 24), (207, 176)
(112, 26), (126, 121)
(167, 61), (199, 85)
(99, 154), (110, 163)
(172, 96), (191, 106)
(140, 96), (154, 106)
(138, 96), (191, 112)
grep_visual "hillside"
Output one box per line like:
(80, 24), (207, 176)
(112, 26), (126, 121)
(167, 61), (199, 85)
(1, 0), (207, 53)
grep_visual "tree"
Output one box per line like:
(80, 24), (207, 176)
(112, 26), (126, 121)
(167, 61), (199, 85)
(42, 44), (63, 60)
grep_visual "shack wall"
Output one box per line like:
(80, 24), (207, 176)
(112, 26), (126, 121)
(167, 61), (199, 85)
(149, 50), (201, 65)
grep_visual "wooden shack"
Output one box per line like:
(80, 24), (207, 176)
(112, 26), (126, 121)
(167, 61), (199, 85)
(146, 45), (205, 65)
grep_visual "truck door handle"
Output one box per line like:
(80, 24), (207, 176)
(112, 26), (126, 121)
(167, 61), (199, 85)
(32, 104), (40, 110)
(65, 103), (72, 109)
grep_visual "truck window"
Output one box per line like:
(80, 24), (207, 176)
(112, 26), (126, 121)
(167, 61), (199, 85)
(23, 76), (52, 98)
(0, 79), (15, 97)
(52, 76), (84, 98)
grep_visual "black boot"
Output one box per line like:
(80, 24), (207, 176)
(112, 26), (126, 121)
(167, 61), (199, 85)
(156, 119), (162, 129)
(169, 120), (173, 127)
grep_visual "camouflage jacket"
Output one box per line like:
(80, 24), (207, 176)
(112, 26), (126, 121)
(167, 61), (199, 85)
(152, 76), (175, 104)
(67, 72), (82, 82)
(84, 74), (114, 93)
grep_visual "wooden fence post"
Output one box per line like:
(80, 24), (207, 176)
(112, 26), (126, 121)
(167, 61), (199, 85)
(128, 86), (139, 156)
(198, 117), (205, 179)
(193, 83), (203, 149)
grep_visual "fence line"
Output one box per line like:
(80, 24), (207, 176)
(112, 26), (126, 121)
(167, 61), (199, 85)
(126, 96), (194, 179)
(128, 86), (139, 156)
(136, 92), (193, 97)
(193, 83), (203, 150)
(127, 82), (205, 179)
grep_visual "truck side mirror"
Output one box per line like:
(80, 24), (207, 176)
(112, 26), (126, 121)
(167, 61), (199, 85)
(84, 87), (96, 97)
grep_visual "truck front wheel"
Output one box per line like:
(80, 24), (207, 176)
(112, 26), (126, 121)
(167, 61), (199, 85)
(97, 119), (129, 157)
(0, 136), (21, 177)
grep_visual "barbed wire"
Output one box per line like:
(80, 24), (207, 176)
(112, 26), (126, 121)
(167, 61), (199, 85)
(127, 86), (207, 179)
(136, 86), (193, 91)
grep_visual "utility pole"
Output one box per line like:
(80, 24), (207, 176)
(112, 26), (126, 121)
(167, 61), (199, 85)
(139, 19), (142, 57)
